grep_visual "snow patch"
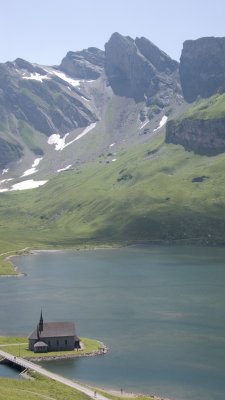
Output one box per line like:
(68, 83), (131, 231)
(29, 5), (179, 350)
(140, 120), (149, 130)
(48, 133), (69, 151)
(81, 96), (90, 102)
(42, 67), (80, 87)
(57, 165), (72, 172)
(21, 157), (43, 177)
(64, 122), (96, 146)
(2, 169), (9, 175)
(110, 143), (115, 147)
(48, 123), (96, 151)
(0, 178), (13, 184)
(22, 73), (50, 82)
(0, 189), (8, 193)
(153, 115), (168, 132)
(112, 159), (117, 162)
(11, 180), (48, 191)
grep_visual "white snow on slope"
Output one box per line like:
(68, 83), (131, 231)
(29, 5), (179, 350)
(140, 120), (149, 130)
(0, 188), (8, 193)
(153, 115), (168, 132)
(11, 180), (48, 191)
(64, 122), (96, 147)
(2, 169), (9, 175)
(81, 96), (90, 102)
(50, 70), (80, 87)
(42, 66), (80, 87)
(22, 73), (50, 82)
(0, 178), (13, 184)
(48, 122), (97, 151)
(110, 143), (115, 147)
(57, 165), (72, 172)
(21, 157), (43, 177)
(48, 133), (70, 151)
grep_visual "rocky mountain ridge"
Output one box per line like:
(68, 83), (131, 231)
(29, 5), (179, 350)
(1, 32), (225, 189)
(0, 32), (182, 190)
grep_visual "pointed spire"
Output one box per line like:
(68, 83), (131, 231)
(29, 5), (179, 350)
(39, 310), (44, 333)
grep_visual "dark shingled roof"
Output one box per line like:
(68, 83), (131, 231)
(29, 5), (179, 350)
(28, 322), (79, 340)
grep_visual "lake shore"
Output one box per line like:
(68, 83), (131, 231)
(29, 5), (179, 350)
(2, 239), (224, 277)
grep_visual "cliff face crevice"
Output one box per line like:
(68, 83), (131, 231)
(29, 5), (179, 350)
(166, 117), (225, 155)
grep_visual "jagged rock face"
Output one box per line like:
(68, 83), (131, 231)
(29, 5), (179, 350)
(59, 47), (105, 79)
(105, 32), (179, 103)
(180, 37), (225, 102)
(0, 60), (98, 136)
(166, 117), (225, 155)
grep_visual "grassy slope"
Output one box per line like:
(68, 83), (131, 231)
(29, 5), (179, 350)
(0, 373), (155, 400)
(0, 373), (90, 400)
(178, 93), (225, 120)
(1, 132), (225, 274)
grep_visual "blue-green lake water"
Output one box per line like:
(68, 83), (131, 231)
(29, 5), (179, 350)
(1, 246), (225, 399)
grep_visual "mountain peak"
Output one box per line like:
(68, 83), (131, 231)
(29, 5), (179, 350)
(59, 47), (105, 80)
(105, 32), (179, 102)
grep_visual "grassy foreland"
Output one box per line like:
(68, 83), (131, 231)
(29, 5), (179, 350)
(0, 337), (102, 359)
(1, 132), (225, 275)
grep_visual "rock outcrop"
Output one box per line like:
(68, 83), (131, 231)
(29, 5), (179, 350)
(166, 117), (225, 155)
(59, 47), (105, 79)
(180, 36), (225, 102)
(0, 138), (23, 169)
(105, 32), (180, 104)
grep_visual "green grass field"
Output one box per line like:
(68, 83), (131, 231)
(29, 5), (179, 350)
(178, 93), (225, 120)
(0, 337), (102, 358)
(0, 372), (155, 400)
(1, 132), (225, 275)
(0, 372), (90, 400)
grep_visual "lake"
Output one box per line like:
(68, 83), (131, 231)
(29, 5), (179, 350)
(0, 246), (225, 400)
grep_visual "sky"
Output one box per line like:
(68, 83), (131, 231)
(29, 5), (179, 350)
(1, 0), (225, 65)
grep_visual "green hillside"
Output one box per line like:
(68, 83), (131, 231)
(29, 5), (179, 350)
(1, 132), (225, 274)
(179, 93), (225, 120)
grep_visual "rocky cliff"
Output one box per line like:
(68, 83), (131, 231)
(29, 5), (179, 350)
(180, 36), (225, 102)
(105, 32), (180, 104)
(0, 56), (100, 166)
(166, 117), (225, 155)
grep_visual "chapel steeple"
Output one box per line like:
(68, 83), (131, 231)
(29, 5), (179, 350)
(39, 310), (44, 333)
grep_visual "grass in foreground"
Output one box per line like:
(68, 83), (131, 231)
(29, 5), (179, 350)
(0, 337), (102, 358)
(0, 372), (156, 400)
(0, 372), (90, 400)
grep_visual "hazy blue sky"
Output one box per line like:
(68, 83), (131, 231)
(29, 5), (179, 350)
(1, 0), (225, 65)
